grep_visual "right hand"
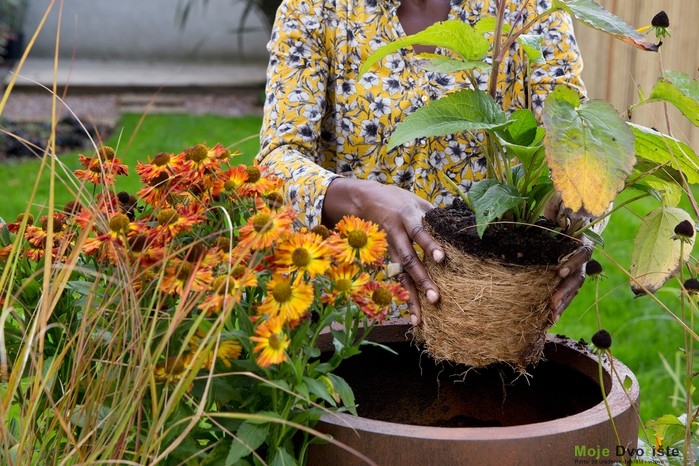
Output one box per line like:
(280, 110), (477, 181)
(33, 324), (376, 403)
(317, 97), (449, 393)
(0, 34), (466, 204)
(322, 178), (445, 325)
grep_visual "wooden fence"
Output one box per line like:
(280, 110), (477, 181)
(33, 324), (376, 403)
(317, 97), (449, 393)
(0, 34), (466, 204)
(573, 1), (698, 148)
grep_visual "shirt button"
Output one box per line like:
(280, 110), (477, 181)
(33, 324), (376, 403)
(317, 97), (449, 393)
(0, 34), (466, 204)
(421, 95), (429, 102)
(419, 138), (427, 146)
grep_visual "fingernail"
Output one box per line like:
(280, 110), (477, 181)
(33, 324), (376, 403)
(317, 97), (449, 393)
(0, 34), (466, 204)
(410, 315), (418, 326)
(432, 249), (445, 262)
(559, 267), (570, 278)
(552, 312), (561, 325)
(426, 289), (439, 303)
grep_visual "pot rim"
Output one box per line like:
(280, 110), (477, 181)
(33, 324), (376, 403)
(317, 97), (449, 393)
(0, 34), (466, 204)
(319, 320), (640, 441)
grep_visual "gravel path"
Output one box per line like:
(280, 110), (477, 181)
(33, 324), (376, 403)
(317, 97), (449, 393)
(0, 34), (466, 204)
(1, 64), (265, 123)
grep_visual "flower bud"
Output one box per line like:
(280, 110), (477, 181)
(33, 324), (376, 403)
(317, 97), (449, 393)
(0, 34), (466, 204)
(591, 329), (612, 350)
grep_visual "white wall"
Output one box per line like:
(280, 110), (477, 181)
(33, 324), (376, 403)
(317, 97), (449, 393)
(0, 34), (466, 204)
(23, 0), (272, 62)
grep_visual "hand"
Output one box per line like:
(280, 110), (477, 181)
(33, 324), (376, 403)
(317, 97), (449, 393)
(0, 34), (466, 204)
(549, 239), (592, 323)
(322, 178), (444, 325)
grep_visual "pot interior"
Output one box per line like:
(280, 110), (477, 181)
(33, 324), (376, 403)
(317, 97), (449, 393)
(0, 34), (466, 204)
(331, 339), (604, 428)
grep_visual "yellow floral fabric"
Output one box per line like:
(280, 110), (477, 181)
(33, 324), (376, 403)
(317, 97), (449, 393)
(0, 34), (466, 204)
(257, 0), (586, 228)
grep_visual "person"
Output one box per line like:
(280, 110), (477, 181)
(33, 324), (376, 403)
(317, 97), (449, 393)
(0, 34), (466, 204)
(256, 0), (591, 326)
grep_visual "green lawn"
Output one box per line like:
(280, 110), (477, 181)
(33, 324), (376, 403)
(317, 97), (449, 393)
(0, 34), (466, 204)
(553, 192), (691, 424)
(0, 111), (689, 428)
(0, 112), (263, 220)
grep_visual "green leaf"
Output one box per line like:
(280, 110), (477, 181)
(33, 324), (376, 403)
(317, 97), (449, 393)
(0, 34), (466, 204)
(359, 20), (489, 76)
(628, 175), (682, 206)
(226, 422), (269, 465)
(303, 376), (337, 406)
(646, 71), (699, 127)
(499, 109), (539, 146)
(630, 123), (699, 184)
(388, 89), (508, 149)
(542, 86), (636, 217)
(554, 0), (659, 51)
(270, 446), (298, 466)
(517, 34), (544, 64)
(414, 55), (487, 73)
(201, 438), (232, 466)
(629, 206), (695, 295)
(468, 179), (526, 238)
(326, 373), (357, 413)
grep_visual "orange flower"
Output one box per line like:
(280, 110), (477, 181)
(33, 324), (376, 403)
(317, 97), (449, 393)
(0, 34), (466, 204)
(6, 213), (34, 233)
(74, 146), (128, 187)
(160, 258), (215, 296)
(256, 272), (314, 321)
(274, 230), (331, 278)
(322, 263), (371, 304)
(137, 171), (182, 208)
(356, 281), (409, 322)
(199, 265), (258, 314)
(136, 151), (185, 185)
(327, 216), (388, 266)
(154, 352), (194, 383)
(236, 205), (294, 251)
(235, 165), (283, 198)
(152, 203), (206, 240)
(0, 244), (13, 261)
(179, 143), (230, 184)
(222, 165), (249, 193)
(250, 316), (290, 368)
(211, 339), (243, 368)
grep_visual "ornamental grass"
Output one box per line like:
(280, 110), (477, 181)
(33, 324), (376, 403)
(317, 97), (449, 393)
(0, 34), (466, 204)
(0, 141), (407, 465)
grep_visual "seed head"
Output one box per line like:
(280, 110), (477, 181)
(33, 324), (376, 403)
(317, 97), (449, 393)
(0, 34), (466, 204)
(149, 171), (170, 187)
(264, 192), (284, 210)
(311, 225), (331, 240)
(651, 11), (669, 28)
(591, 329), (612, 350)
(347, 230), (368, 249)
(152, 152), (171, 166)
(63, 200), (83, 216)
(184, 144), (209, 163)
(585, 259), (603, 277)
(244, 166), (261, 183)
(673, 220), (694, 239)
(157, 208), (179, 226)
(683, 278), (699, 295)
(97, 146), (116, 161)
(371, 287), (394, 307)
(15, 213), (34, 226)
(108, 213), (131, 234)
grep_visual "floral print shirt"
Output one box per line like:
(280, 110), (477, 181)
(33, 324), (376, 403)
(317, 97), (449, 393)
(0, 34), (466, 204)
(257, 0), (586, 228)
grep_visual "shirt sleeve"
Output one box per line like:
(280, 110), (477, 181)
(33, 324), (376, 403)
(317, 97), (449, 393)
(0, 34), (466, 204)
(256, 0), (338, 229)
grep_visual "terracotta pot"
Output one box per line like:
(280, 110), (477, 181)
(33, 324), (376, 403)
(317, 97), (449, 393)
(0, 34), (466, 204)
(309, 319), (640, 466)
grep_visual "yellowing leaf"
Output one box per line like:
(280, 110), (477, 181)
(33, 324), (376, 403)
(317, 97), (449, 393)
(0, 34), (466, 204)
(629, 206), (695, 295)
(542, 87), (636, 217)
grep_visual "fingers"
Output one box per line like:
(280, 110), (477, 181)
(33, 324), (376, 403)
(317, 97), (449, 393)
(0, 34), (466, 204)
(549, 270), (585, 323)
(558, 242), (592, 278)
(395, 271), (421, 326)
(551, 241), (593, 322)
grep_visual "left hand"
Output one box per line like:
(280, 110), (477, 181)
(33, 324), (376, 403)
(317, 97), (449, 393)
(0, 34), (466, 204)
(549, 239), (592, 323)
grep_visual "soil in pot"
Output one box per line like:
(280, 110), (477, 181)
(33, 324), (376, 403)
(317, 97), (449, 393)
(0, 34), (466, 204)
(423, 198), (578, 266)
(415, 199), (581, 370)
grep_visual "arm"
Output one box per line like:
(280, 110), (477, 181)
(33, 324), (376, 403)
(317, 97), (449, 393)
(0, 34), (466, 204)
(256, 0), (339, 228)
